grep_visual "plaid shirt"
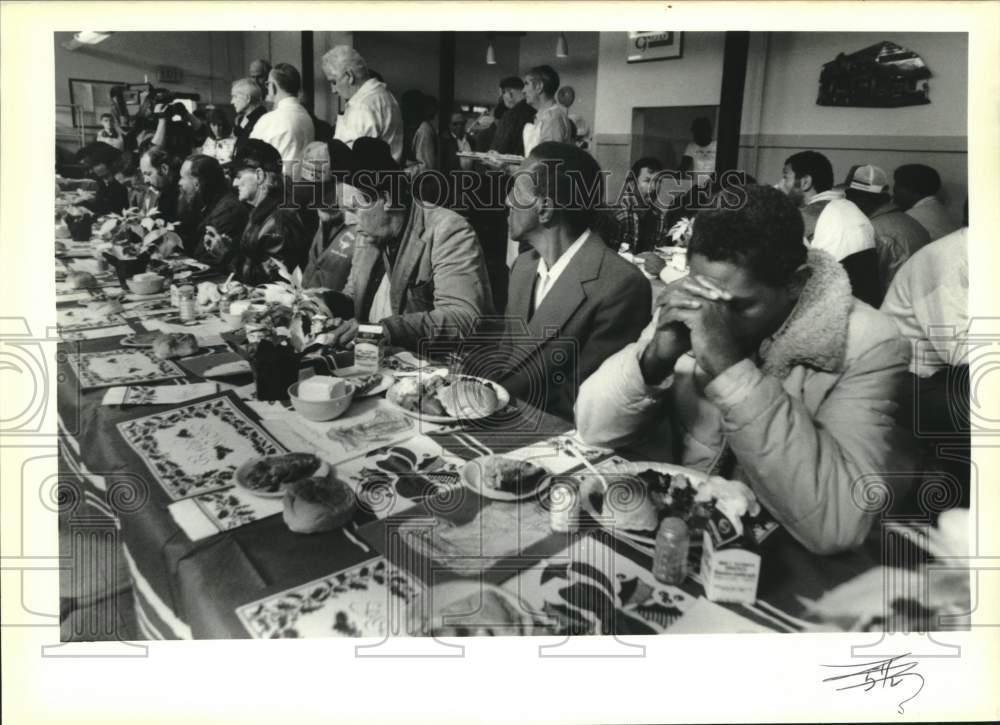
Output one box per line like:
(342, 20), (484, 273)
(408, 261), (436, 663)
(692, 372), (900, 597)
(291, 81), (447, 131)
(613, 184), (672, 253)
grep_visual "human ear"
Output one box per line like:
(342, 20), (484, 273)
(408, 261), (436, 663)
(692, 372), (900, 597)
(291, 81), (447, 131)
(799, 174), (813, 193)
(537, 197), (555, 225)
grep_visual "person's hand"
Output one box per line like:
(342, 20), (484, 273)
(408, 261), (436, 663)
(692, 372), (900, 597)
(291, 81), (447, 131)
(325, 318), (359, 349)
(202, 226), (232, 258)
(639, 276), (701, 383)
(661, 275), (744, 380)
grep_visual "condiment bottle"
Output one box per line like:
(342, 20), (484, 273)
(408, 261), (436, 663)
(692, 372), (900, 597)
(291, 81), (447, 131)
(653, 517), (690, 585)
(178, 286), (196, 321)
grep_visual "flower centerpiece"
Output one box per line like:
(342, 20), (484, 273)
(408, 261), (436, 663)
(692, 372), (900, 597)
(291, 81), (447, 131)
(63, 205), (95, 241)
(242, 260), (347, 401)
(667, 217), (694, 247)
(96, 207), (183, 286)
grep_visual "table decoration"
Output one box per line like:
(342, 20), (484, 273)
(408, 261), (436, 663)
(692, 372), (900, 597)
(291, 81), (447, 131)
(64, 205), (94, 241)
(116, 393), (287, 500)
(66, 348), (185, 390)
(235, 557), (426, 639)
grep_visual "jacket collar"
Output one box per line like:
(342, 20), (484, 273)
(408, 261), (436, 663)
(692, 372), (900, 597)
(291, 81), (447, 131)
(757, 248), (853, 379)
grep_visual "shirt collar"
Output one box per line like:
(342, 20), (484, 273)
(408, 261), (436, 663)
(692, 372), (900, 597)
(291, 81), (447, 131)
(807, 189), (845, 205)
(347, 78), (384, 107)
(276, 96), (300, 110)
(537, 229), (590, 279)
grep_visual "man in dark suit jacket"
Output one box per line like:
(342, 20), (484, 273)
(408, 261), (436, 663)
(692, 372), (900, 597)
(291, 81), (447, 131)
(231, 78), (268, 158)
(468, 142), (652, 420)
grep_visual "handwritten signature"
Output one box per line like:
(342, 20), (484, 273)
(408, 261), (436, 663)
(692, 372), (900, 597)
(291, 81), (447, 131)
(821, 654), (925, 714)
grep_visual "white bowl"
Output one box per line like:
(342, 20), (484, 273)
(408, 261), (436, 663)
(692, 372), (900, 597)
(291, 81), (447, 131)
(287, 380), (355, 422)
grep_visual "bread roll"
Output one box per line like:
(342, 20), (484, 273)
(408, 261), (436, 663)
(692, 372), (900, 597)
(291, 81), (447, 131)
(68, 271), (98, 289)
(282, 474), (357, 534)
(151, 332), (199, 360)
(88, 299), (123, 316)
(437, 379), (499, 418)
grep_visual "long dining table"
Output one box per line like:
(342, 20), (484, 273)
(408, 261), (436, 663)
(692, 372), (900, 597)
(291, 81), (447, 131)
(54, 218), (923, 641)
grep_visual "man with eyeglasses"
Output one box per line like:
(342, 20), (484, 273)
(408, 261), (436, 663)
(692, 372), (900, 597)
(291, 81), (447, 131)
(322, 45), (403, 164)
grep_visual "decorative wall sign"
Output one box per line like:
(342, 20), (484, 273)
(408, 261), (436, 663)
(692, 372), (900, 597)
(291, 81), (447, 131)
(627, 32), (684, 63)
(817, 41), (931, 108)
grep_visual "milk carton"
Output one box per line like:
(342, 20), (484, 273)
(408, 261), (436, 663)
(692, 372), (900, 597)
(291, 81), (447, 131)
(699, 509), (761, 605)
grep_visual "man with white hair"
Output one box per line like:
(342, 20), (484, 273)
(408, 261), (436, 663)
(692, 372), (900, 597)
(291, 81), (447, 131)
(322, 45), (403, 163)
(231, 78), (267, 157)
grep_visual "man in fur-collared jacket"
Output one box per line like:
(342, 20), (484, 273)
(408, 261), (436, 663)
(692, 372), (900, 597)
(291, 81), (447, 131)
(575, 185), (913, 555)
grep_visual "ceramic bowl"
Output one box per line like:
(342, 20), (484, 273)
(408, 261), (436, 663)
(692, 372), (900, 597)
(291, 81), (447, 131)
(287, 380), (355, 422)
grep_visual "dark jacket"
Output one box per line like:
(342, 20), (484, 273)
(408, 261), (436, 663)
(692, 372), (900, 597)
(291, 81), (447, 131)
(190, 191), (251, 263)
(474, 232), (652, 421)
(84, 178), (128, 217)
(344, 200), (494, 351)
(490, 100), (536, 157)
(233, 105), (267, 155)
(140, 183), (181, 223)
(230, 194), (309, 285)
(302, 211), (357, 292)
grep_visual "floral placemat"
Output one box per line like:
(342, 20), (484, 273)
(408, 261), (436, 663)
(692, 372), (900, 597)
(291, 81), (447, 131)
(440, 430), (611, 474)
(116, 393), (287, 500)
(101, 381), (222, 406)
(66, 348), (185, 390)
(57, 305), (127, 332)
(236, 558), (426, 638)
(500, 534), (696, 635)
(169, 486), (284, 540)
(59, 324), (134, 342)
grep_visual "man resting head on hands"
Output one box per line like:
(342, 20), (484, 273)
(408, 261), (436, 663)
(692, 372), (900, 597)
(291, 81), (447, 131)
(575, 185), (912, 555)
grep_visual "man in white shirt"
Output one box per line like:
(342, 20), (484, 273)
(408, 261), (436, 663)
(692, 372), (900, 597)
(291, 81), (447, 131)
(681, 117), (716, 189)
(322, 46), (404, 164)
(892, 164), (959, 242)
(521, 65), (574, 157)
(468, 142), (650, 420)
(249, 63), (314, 180)
(779, 150), (879, 306)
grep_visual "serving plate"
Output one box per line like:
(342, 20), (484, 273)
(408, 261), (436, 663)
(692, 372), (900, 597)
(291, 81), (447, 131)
(385, 373), (509, 424)
(234, 456), (330, 499)
(575, 460), (708, 550)
(459, 458), (552, 503)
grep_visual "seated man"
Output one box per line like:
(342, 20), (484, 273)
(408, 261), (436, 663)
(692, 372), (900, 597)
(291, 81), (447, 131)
(138, 146), (182, 223)
(779, 150), (880, 307)
(881, 223), (969, 507)
(78, 142), (128, 216)
(575, 185), (912, 555)
(844, 164), (930, 303)
(300, 139), (367, 291)
(202, 140), (308, 284)
(612, 156), (672, 254)
(892, 163), (959, 242)
(325, 139), (494, 353)
(178, 154), (249, 262)
(469, 142), (651, 421)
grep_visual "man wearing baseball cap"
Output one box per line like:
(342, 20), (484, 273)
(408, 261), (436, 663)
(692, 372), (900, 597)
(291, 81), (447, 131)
(202, 139), (308, 284)
(845, 164), (930, 303)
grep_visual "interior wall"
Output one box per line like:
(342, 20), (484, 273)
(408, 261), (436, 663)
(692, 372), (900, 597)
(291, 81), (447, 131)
(739, 31), (968, 218)
(352, 32), (441, 100)
(454, 34), (521, 108)
(593, 31), (727, 199)
(54, 31), (244, 148)
(631, 105), (719, 170)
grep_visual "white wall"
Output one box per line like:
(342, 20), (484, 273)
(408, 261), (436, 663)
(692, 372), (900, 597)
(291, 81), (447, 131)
(739, 31), (968, 218)
(454, 34), (521, 108)
(593, 31), (726, 198)
(55, 31), (244, 147)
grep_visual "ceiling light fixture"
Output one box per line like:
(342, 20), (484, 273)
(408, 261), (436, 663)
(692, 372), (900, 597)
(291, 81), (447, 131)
(486, 35), (497, 65)
(556, 33), (569, 58)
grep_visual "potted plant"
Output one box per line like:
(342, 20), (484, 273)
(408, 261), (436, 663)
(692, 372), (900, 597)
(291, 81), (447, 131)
(97, 207), (183, 287)
(64, 205), (95, 241)
(243, 261), (346, 401)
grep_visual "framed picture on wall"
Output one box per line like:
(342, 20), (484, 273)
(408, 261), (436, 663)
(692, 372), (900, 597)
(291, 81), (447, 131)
(68, 78), (125, 128)
(627, 32), (683, 63)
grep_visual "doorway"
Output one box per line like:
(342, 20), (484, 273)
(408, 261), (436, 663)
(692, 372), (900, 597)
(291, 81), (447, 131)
(630, 105), (719, 171)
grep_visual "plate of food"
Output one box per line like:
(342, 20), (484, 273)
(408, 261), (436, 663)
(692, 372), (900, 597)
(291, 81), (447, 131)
(331, 366), (394, 398)
(460, 455), (551, 502)
(235, 452), (330, 498)
(576, 461), (710, 548)
(120, 331), (164, 348)
(385, 371), (508, 423)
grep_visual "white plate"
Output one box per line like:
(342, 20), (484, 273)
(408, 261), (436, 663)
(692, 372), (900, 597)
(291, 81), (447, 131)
(385, 373), (510, 424)
(331, 367), (394, 398)
(577, 461), (707, 549)
(460, 458), (552, 502)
